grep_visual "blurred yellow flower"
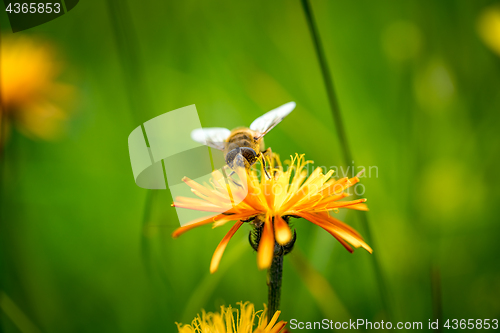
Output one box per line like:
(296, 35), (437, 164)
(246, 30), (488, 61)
(0, 35), (73, 142)
(172, 153), (372, 273)
(176, 302), (287, 333)
(478, 5), (500, 57)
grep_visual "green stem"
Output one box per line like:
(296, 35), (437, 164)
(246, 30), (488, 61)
(140, 190), (154, 275)
(267, 252), (283, 322)
(105, 0), (157, 279)
(300, 0), (352, 165)
(300, 0), (391, 318)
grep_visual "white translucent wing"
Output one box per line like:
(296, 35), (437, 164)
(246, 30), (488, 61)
(191, 127), (231, 151)
(249, 101), (296, 139)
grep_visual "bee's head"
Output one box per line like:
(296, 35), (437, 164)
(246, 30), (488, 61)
(226, 147), (258, 169)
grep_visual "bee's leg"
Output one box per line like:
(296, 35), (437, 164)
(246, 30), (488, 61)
(262, 147), (279, 177)
(259, 152), (271, 179)
(226, 171), (243, 189)
(262, 147), (273, 159)
(230, 178), (243, 189)
(222, 166), (236, 183)
(225, 155), (246, 188)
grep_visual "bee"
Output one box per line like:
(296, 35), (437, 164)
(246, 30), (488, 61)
(191, 102), (296, 178)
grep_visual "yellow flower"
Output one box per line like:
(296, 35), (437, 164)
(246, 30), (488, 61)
(172, 153), (372, 272)
(176, 302), (287, 333)
(0, 35), (73, 141)
(478, 5), (500, 57)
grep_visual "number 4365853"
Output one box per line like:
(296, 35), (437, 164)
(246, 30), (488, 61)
(5, 3), (61, 14)
(443, 319), (498, 330)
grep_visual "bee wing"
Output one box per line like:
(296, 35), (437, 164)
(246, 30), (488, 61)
(191, 127), (231, 151)
(249, 101), (296, 140)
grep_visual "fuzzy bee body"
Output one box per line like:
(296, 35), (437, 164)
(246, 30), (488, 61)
(191, 102), (295, 172)
(223, 128), (265, 169)
(225, 128), (261, 151)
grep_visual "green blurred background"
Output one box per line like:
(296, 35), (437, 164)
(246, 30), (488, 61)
(1, 0), (500, 332)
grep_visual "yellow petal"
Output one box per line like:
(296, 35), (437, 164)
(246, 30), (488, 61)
(316, 211), (362, 238)
(257, 215), (275, 270)
(274, 215), (292, 245)
(265, 310), (281, 330)
(321, 198), (368, 211)
(210, 221), (243, 273)
(182, 177), (216, 198)
(172, 214), (227, 238)
(346, 203), (369, 211)
(269, 321), (287, 333)
(330, 233), (354, 253)
(295, 211), (372, 253)
(173, 197), (229, 213)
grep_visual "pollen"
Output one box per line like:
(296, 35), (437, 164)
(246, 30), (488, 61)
(172, 153), (372, 272)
